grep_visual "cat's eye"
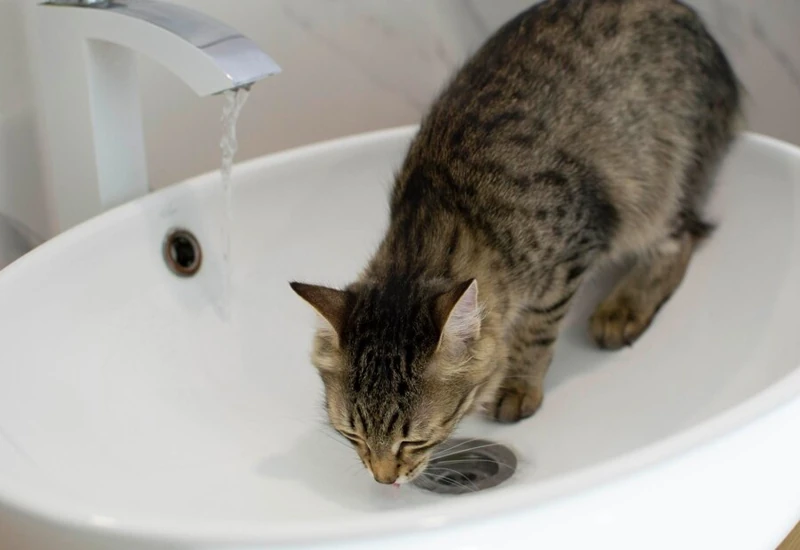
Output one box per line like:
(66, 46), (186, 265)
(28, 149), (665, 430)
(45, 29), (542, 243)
(397, 439), (441, 455)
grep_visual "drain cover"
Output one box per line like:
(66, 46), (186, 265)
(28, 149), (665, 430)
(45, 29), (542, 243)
(412, 438), (517, 495)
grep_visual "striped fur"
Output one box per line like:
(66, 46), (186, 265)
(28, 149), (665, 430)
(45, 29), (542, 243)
(291, 0), (742, 484)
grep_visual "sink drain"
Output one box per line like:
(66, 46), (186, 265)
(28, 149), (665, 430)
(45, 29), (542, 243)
(412, 438), (517, 495)
(163, 228), (202, 277)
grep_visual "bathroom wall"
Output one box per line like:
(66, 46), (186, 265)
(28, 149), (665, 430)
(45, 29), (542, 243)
(0, 0), (48, 239)
(1, 0), (799, 240)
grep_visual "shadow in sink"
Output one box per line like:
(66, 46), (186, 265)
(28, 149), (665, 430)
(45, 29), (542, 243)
(255, 429), (443, 513)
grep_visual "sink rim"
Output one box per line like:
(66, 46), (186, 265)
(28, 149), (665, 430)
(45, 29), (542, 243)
(0, 125), (799, 546)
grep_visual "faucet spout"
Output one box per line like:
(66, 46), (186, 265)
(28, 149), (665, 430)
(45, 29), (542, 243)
(26, 0), (282, 235)
(44, 0), (281, 95)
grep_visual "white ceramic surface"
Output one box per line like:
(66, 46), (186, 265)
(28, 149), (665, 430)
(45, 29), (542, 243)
(0, 126), (799, 550)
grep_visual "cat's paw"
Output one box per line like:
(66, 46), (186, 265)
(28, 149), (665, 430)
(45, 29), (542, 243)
(490, 382), (543, 423)
(590, 294), (653, 350)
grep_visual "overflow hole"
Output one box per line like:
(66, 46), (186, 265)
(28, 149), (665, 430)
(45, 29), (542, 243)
(163, 228), (202, 277)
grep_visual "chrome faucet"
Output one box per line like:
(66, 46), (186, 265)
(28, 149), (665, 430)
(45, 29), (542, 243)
(26, 0), (281, 235)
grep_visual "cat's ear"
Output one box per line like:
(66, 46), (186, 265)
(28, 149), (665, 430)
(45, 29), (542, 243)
(434, 279), (481, 351)
(290, 282), (351, 341)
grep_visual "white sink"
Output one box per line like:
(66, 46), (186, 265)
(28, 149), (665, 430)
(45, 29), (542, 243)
(0, 126), (799, 550)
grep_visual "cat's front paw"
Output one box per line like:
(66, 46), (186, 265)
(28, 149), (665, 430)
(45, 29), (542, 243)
(490, 381), (543, 423)
(590, 294), (653, 350)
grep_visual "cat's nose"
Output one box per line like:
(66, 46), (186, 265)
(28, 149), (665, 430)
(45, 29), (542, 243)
(371, 460), (398, 484)
(373, 471), (398, 485)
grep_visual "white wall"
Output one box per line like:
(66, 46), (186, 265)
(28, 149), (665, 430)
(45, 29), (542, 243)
(0, 0), (48, 238)
(2, 0), (800, 239)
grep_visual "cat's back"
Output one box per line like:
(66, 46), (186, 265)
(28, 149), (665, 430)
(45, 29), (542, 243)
(407, 0), (738, 174)
(380, 0), (740, 280)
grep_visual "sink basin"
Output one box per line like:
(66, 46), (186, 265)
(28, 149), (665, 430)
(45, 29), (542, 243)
(1, 126), (799, 550)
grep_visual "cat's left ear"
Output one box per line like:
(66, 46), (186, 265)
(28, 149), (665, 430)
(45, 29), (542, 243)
(434, 279), (481, 351)
(290, 282), (352, 342)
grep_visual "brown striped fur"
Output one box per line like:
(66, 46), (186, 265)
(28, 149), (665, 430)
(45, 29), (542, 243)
(291, 0), (742, 485)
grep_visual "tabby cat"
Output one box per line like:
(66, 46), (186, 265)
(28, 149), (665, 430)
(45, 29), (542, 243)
(291, 0), (741, 485)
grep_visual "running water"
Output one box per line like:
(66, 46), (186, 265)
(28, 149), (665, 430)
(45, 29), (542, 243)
(219, 87), (250, 319)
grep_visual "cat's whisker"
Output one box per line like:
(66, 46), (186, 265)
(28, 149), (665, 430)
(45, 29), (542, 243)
(430, 457), (514, 470)
(418, 471), (475, 493)
(417, 472), (444, 487)
(432, 442), (502, 460)
(424, 467), (479, 492)
(416, 472), (444, 489)
(454, 354), (476, 369)
(315, 427), (352, 451)
(430, 437), (480, 458)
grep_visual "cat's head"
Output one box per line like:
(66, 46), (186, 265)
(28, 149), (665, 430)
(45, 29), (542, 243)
(290, 276), (495, 485)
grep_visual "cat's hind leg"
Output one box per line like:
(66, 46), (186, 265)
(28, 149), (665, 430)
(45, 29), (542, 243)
(590, 220), (710, 350)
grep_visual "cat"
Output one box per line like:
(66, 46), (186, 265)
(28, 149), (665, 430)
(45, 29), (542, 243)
(290, 0), (742, 486)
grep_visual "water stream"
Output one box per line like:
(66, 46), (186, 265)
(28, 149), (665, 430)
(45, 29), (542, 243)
(219, 87), (250, 319)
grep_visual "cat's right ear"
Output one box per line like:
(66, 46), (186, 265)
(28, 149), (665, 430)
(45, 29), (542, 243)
(434, 278), (481, 353)
(289, 282), (351, 343)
